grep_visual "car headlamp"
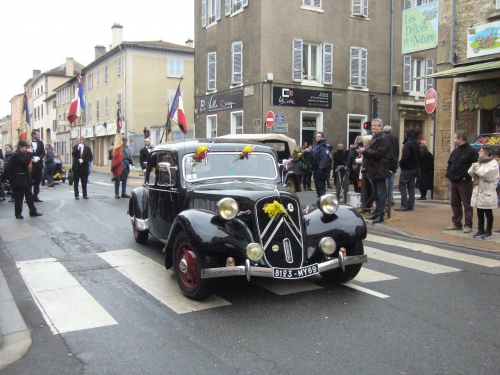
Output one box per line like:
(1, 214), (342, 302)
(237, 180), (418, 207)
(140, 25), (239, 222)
(246, 243), (264, 261)
(217, 198), (239, 220)
(319, 194), (339, 215)
(319, 237), (336, 255)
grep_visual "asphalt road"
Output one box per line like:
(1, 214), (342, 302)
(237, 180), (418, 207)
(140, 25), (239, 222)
(0, 173), (499, 375)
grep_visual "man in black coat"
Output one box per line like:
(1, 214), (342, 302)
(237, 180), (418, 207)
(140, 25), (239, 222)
(72, 136), (93, 199)
(139, 138), (152, 171)
(10, 140), (42, 219)
(358, 118), (391, 223)
(395, 128), (420, 211)
(30, 129), (45, 202)
(310, 132), (331, 199)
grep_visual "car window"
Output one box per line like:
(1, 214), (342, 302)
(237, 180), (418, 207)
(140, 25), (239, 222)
(183, 152), (277, 182)
(156, 153), (177, 186)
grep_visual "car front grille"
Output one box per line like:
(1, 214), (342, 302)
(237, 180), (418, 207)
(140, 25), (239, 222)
(255, 196), (304, 268)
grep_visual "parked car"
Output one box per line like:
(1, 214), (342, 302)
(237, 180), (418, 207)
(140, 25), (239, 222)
(128, 139), (367, 300)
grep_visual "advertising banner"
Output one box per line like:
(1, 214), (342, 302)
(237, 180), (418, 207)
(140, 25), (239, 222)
(467, 21), (500, 58)
(402, 2), (439, 54)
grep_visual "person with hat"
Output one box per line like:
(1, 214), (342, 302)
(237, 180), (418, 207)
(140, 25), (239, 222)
(9, 140), (42, 219)
(71, 136), (93, 199)
(115, 136), (135, 198)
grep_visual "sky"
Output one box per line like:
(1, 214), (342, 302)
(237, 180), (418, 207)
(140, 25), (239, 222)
(0, 0), (194, 117)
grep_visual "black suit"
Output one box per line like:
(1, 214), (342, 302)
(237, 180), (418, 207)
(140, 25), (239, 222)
(31, 139), (45, 198)
(10, 150), (38, 216)
(139, 146), (151, 169)
(72, 144), (93, 198)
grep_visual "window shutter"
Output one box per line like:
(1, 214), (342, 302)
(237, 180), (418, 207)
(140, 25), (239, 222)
(363, 0), (368, 17)
(350, 47), (360, 86)
(322, 43), (333, 84)
(243, 0), (249, 7)
(202, 0), (207, 27)
(207, 52), (217, 91)
(231, 41), (243, 84)
(216, 0), (221, 21)
(352, 0), (362, 15)
(403, 55), (412, 92)
(225, 0), (231, 15)
(292, 38), (303, 81)
(360, 48), (367, 87)
(425, 59), (434, 92)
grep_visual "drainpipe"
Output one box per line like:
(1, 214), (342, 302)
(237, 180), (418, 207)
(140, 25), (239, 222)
(449, 0), (456, 66)
(389, 0), (394, 127)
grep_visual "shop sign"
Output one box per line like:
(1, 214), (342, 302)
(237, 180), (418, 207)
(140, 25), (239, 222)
(197, 90), (243, 114)
(273, 87), (331, 108)
(467, 20), (500, 58)
(402, 2), (439, 54)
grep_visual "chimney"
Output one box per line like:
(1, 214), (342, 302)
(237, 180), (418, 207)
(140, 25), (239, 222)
(95, 45), (106, 60)
(66, 57), (74, 76)
(185, 37), (194, 48)
(111, 23), (123, 48)
(33, 69), (41, 78)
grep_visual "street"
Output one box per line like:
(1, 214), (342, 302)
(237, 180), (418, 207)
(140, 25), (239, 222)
(1, 172), (499, 375)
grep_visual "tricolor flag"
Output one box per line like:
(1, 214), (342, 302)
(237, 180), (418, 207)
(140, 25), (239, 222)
(168, 87), (187, 134)
(22, 92), (30, 125)
(111, 107), (124, 178)
(67, 75), (86, 124)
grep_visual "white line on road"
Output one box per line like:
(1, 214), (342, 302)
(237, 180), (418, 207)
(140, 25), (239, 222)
(97, 249), (231, 314)
(355, 267), (399, 283)
(367, 234), (500, 267)
(365, 246), (461, 274)
(17, 258), (118, 335)
(342, 282), (390, 298)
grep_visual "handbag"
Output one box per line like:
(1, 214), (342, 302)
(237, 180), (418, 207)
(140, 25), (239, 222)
(352, 162), (361, 175)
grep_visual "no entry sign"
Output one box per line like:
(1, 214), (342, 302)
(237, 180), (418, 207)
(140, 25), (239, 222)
(425, 89), (437, 114)
(266, 111), (275, 128)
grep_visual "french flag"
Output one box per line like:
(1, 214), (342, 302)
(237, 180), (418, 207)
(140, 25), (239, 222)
(67, 75), (86, 124)
(169, 86), (187, 134)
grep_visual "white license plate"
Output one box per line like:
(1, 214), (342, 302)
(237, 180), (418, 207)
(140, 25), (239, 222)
(273, 264), (319, 279)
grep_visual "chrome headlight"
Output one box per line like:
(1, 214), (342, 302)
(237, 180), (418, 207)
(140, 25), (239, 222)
(217, 198), (239, 220)
(319, 237), (336, 255)
(246, 243), (264, 261)
(319, 194), (339, 215)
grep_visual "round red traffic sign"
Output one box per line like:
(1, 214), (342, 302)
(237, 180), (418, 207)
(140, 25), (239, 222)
(266, 111), (275, 128)
(425, 88), (437, 114)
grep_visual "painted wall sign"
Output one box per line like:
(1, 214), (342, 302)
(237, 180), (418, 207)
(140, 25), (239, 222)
(197, 90), (244, 114)
(272, 87), (332, 108)
(402, 2), (439, 54)
(467, 20), (500, 58)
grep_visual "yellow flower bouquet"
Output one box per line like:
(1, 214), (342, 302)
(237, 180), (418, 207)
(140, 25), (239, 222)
(230, 145), (257, 165)
(263, 200), (289, 219)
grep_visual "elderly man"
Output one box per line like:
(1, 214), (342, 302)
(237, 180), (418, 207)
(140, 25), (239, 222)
(72, 136), (93, 199)
(140, 138), (153, 172)
(357, 118), (391, 223)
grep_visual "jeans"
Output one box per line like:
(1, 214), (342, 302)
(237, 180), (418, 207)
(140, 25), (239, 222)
(399, 169), (418, 209)
(313, 169), (326, 198)
(115, 170), (129, 195)
(449, 179), (473, 228)
(385, 172), (395, 204)
(372, 178), (387, 217)
(44, 165), (55, 184)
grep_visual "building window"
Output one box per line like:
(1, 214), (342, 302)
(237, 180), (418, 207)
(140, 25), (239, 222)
(349, 46), (367, 88)
(105, 96), (109, 119)
(96, 100), (100, 121)
(231, 111), (243, 134)
(41, 85), (44, 93)
(348, 114), (368, 147)
(202, 0), (221, 27)
(225, 0), (248, 16)
(207, 52), (217, 91)
(96, 70), (100, 86)
(404, 0), (436, 9)
(206, 115), (217, 137)
(53, 119), (57, 132)
(117, 57), (122, 76)
(53, 101), (56, 109)
(87, 103), (92, 122)
(302, 0), (322, 9)
(169, 59), (183, 77)
(231, 41), (243, 85)
(403, 55), (433, 93)
(351, 0), (368, 17)
(497, 0), (500, 9)
(292, 39), (333, 84)
(105, 65), (108, 82)
(41, 105), (43, 118)
(87, 74), (93, 90)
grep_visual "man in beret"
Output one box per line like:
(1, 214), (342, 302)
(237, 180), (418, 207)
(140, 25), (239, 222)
(10, 140), (42, 219)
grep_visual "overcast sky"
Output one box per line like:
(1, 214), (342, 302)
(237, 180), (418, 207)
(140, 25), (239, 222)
(0, 0), (194, 117)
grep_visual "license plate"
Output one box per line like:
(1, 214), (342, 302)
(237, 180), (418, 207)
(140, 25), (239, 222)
(273, 264), (319, 279)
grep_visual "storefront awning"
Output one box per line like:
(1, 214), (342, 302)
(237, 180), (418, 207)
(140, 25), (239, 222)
(419, 60), (500, 79)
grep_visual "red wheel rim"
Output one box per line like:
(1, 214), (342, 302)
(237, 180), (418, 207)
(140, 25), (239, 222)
(176, 242), (199, 289)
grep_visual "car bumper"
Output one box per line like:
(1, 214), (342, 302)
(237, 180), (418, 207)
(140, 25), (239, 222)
(200, 252), (367, 281)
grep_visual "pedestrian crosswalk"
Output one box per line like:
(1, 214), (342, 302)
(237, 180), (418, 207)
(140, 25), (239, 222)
(15, 235), (500, 335)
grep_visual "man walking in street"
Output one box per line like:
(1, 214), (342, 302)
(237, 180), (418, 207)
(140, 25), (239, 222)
(358, 118), (391, 223)
(31, 129), (45, 202)
(115, 137), (135, 199)
(395, 128), (420, 211)
(311, 132), (330, 199)
(72, 136), (93, 199)
(445, 129), (478, 233)
(43, 143), (56, 188)
(384, 125), (399, 206)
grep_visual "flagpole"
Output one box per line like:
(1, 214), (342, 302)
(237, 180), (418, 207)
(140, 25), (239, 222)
(161, 76), (184, 143)
(160, 101), (170, 144)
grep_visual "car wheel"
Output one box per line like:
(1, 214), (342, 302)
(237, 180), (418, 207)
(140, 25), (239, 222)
(132, 217), (149, 244)
(320, 240), (364, 283)
(173, 231), (215, 301)
(285, 176), (299, 193)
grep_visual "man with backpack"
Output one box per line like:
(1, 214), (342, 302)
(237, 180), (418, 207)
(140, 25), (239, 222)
(395, 128), (420, 211)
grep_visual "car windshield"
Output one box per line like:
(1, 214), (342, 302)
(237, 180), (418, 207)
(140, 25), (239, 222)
(182, 152), (278, 182)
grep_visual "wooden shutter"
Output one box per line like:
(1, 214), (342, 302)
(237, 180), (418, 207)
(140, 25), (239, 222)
(425, 59), (434, 92)
(216, 0), (221, 20)
(292, 39), (303, 81)
(202, 0), (207, 27)
(322, 43), (333, 84)
(352, 0), (362, 15)
(403, 55), (412, 92)
(232, 41), (243, 84)
(363, 0), (368, 17)
(243, 0), (249, 7)
(350, 47), (359, 86)
(360, 48), (367, 87)
(207, 52), (217, 91)
(225, 0), (231, 15)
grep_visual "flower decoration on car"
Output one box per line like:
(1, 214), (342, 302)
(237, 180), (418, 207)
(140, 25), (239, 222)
(230, 145), (257, 165)
(191, 142), (214, 171)
(263, 200), (289, 219)
(296, 152), (303, 159)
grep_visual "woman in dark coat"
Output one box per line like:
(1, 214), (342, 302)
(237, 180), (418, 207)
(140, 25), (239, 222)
(347, 136), (363, 193)
(417, 143), (434, 200)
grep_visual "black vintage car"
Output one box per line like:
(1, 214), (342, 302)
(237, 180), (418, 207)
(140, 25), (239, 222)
(128, 139), (367, 300)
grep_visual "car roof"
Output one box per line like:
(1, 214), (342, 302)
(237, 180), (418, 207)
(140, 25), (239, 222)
(152, 138), (277, 155)
(217, 133), (297, 154)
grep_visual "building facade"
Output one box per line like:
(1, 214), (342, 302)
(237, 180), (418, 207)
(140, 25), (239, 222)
(194, 0), (437, 152)
(8, 93), (25, 147)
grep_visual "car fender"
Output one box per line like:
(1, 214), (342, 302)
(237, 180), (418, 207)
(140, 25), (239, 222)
(304, 205), (366, 248)
(129, 187), (148, 219)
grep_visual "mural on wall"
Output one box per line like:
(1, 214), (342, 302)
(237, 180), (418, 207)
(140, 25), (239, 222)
(457, 79), (500, 112)
(467, 21), (500, 58)
(402, 2), (439, 54)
